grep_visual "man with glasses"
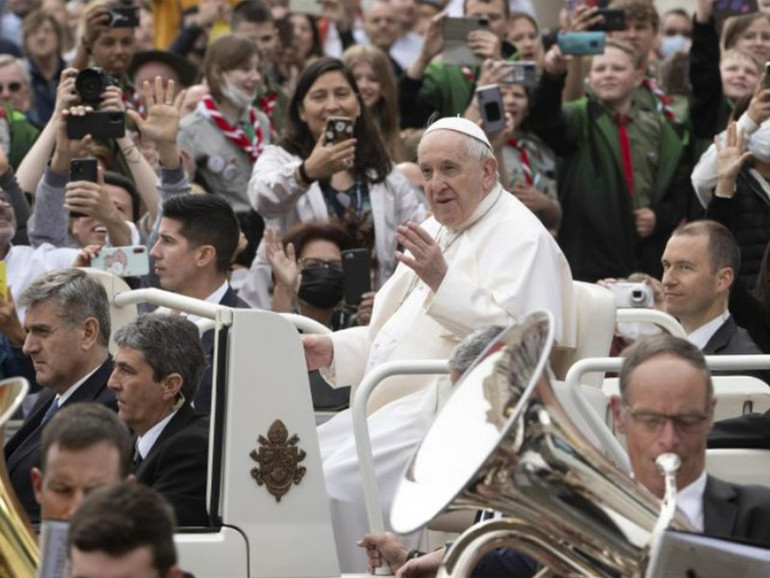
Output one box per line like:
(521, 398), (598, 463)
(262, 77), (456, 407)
(610, 334), (770, 538)
(150, 193), (249, 414)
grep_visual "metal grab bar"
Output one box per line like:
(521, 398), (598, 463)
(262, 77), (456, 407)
(278, 313), (333, 335)
(565, 354), (770, 470)
(616, 309), (686, 338)
(113, 288), (229, 321)
(352, 360), (450, 539)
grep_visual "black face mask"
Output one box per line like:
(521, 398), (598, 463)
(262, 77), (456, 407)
(298, 267), (344, 309)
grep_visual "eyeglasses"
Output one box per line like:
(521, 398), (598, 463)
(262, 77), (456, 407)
(0, 82), (22, 93)
(299, 258), (343, 272)
(624, 406), (710, 434)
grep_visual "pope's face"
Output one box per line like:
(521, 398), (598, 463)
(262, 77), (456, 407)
(417, 130), (497, 229)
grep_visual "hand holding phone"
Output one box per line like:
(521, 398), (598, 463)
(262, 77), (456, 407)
(342, 248), (371, 306)
(477, 84), (506, 134)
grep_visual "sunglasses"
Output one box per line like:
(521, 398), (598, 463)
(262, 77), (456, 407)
(0, 82), (22, 93)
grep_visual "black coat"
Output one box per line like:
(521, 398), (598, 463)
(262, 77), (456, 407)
(4, 358), (115, 524)
(132, 404), (210, 527)
(704, 475), (770, 544)
(195, 285), (249, 414)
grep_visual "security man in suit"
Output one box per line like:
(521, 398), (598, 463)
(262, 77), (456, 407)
(108, 313), (209, 527)
(150, 193), (249, 413)
(4, 268), (116, 525)
(661, 220), (762, 357)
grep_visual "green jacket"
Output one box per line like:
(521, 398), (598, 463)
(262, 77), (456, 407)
(529, 74), (689, 282)
(3, 104), (39, 171)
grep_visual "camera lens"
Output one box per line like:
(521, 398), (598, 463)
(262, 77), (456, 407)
(631, 290), (644, 303)
(75, 68), (107, 104)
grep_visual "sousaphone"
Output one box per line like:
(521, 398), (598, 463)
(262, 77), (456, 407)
(390, 311), (692, 577)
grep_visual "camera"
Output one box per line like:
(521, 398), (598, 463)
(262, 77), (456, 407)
(75, 67), (117, 106)
(108, 5), (140, 27)
(611, 282), (654, 309)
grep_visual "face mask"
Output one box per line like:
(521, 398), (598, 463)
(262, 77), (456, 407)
(221, 75), (257, 110)
(749, 120), (770, 164)
(660, 34), (690, 58)
(298, 267), (344, 309)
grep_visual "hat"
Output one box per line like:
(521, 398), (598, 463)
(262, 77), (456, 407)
(127, 50), (199, 88)
(423, 116), (492, 150)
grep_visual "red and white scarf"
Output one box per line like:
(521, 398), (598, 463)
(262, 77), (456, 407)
(122, 83), (145, 118)
(198, 95), (264, 162)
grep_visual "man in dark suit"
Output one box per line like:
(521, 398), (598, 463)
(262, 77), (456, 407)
(150, 193), (249, 413)
(661, 220), (762, 356)
(4, 268), (115, 525)
(108, 313), (209, 527)
(363, 334), (770, 577)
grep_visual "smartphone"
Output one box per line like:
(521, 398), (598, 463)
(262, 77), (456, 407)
(590, 8), (626, 31)
(66, 110), (126, 140)
(442, 17), (489, 65)
(289, 0), (323, 16)
(324, 117), (354, 145)
(342, 248), (371, 307)
(108, 6), (140, 27)
(765, 62), (770, 89)
(557, 32), (606, 56)
(91, 246), (150, 277)
(69, 158), (98, 218)
(70, 157), (98, 183)
(477, 84), (505, 134)
(501, 61), (538, 87)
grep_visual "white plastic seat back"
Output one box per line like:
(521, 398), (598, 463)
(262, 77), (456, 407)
(604, 376), (770, 424)
(706, 449), (770, 488)
(550, 281), (616, 387)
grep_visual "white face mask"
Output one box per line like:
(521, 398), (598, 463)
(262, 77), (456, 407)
(221, 74), (257, 110)
(748, 120), (770, 165)
(660, 34), (690, 58)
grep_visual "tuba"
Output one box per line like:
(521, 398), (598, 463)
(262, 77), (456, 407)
(0, 377), (40, 577)
(390, 311), (692, 578)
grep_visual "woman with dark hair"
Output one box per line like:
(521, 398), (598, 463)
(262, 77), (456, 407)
(177, 33), (271, 266)
(242, 57), (424, 309)
(288, 12), (324, 65)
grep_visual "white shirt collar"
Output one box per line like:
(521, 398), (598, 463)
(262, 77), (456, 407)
(136, 407), (179, 460)
(676, 470), (708, 532)
(687, 311), (730, 350)
(185, 281), (229, 324)
(56, 363), (103, 407)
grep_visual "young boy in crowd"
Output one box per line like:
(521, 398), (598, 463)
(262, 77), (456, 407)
(528, 39), (690, 282)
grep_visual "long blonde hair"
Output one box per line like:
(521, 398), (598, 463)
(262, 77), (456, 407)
(342, 45), (406, 162)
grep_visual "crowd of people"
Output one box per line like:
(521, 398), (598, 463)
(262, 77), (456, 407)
(3, 0), (770, 575)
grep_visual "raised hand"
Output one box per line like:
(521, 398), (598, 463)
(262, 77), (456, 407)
(303, 132), (357, 181)
(395, 222), (448, 293)
(715, 121), (751, 192)
(128, 77), (187, 146)
(263, 228), (300, 291)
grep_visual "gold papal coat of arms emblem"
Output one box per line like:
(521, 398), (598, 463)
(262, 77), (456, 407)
(250, 419), (307, 501)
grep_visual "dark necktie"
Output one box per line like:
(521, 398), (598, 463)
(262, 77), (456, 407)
(614, 113), (635, 198)
(130, 446), (143, 472)
(40, 398), (59, 426)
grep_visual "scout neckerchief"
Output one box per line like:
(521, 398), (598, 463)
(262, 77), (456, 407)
(198, 95), (264, 162)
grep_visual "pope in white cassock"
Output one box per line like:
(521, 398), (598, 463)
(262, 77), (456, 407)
(302, 117), (577, 572)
